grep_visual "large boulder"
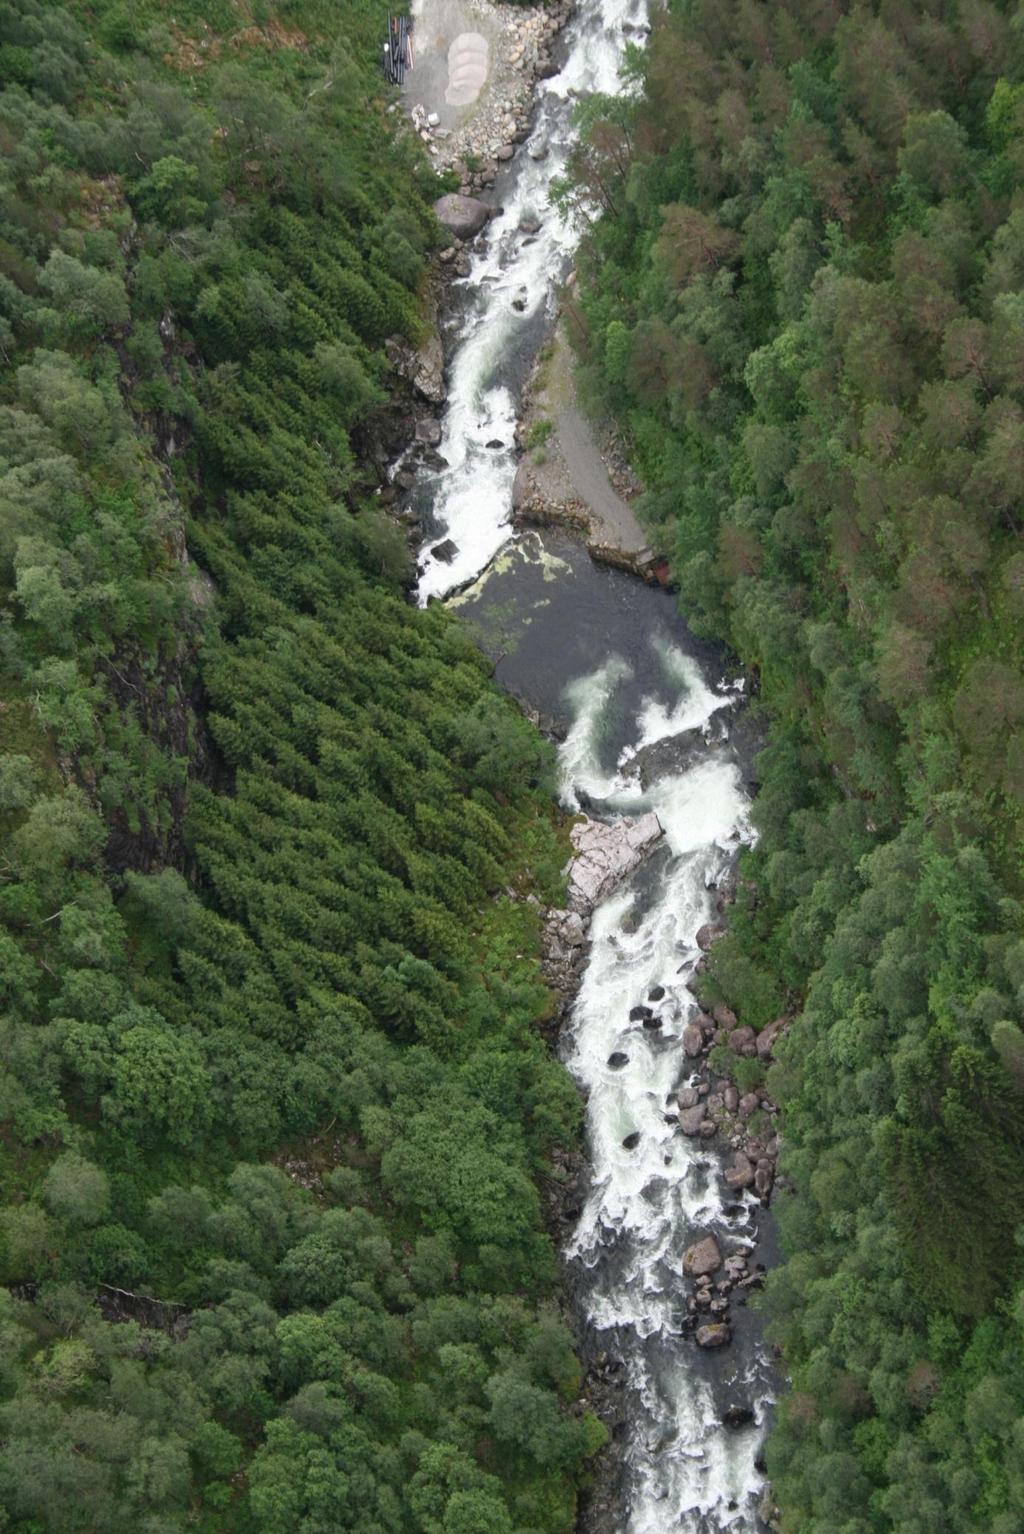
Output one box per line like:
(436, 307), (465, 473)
(678, 1105), (707, 1136)
(728, 1026), (756, 1054)
(722, 1405), (755, 1429)
(682, 1023), (704, 1058)
(566, 813), (663, 917)
(683, 1235), (722, 1278)
(696, 922), (727, 951)
(725, 1153), (755, 1190)
(434, 193), (491, 239)
(755, 1164), (774, 1199)
(756, 1016), (787, 1059)
(696, 1323), (731, 1349)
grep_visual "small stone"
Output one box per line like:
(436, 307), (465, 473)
(699, 1120), (717, 1139)
(696, 923), (726, 952)
(607, 1052), (629, 1070)
(485, 438), (504, 450)
(755, 1165), (774, 1198)
(622, 1131), (640, 1151)
(648, 985), (665, 1002)
(713, 1003), (738, 1029)
(427, 111), (440, 127)
(430, 538), (458, 564)
(496, 144), (515, 160)
(677, 1087), (699, 1108)
(629, 1005), (653, 1022)
(724, 1086), (739, 1112)
(739, 1092), (760, 1118)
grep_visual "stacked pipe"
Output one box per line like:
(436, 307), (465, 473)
(382, 14), (413, 85)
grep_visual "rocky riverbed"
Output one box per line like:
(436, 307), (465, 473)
(385, 0), (782, 1520)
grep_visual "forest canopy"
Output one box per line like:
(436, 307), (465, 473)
(566, 0), (1024, 1529)
(0, 2), (602, 1531)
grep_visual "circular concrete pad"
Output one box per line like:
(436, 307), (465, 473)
(446, 32), (489, 106)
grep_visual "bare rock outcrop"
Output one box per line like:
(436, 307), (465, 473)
(566, 813), (662, 918)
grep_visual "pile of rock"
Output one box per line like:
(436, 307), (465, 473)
(669, 1005), (787, 1202)
(681, 1232), (766, 1351)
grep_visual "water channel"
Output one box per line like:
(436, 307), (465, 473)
(408, 2), (777, 1525)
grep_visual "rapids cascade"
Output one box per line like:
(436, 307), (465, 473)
(410, 1), (777, 1527)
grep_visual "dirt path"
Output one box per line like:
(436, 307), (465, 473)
(557, 399), (648, 554)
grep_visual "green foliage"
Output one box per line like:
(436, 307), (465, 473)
(0, 1), (592, 1530)
(568, 1), (1024, 1528)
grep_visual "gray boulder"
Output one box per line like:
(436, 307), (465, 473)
(433, 193), (491, 239)
(725, 1154), (755, 1190)
(696, 1323), (731, 1349)
(728, 1026), (756, 1054)
(682, 1023), (704, 1058)
(678, 1105), (707, 1136)
(683, 1235), (722, 1277)
(566, 813), (662, 917)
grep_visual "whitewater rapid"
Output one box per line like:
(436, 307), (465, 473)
(410, 0), (775, 1525)
(415, 0), (648, 602)
(559, 647), (775, 1531)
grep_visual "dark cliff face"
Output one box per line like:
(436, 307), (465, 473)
(96, 631), (218, 877)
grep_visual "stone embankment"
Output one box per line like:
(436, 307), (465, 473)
(512, 324), (669, 583)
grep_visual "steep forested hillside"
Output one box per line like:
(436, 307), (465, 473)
(567, 1), (1024, 1528)
(0, 3), (603, 1530)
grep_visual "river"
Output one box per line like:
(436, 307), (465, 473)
(408, 2), (777, 1527)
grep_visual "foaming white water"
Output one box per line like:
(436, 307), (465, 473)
(561, 654), (774, 1532)
(415, 0), (648, 603)
(634, 638), (735, 751)
(561, 655), (635, 807)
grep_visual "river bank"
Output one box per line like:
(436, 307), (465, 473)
(512, 320), (667, 582)
(387, 0), (781, 1524)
